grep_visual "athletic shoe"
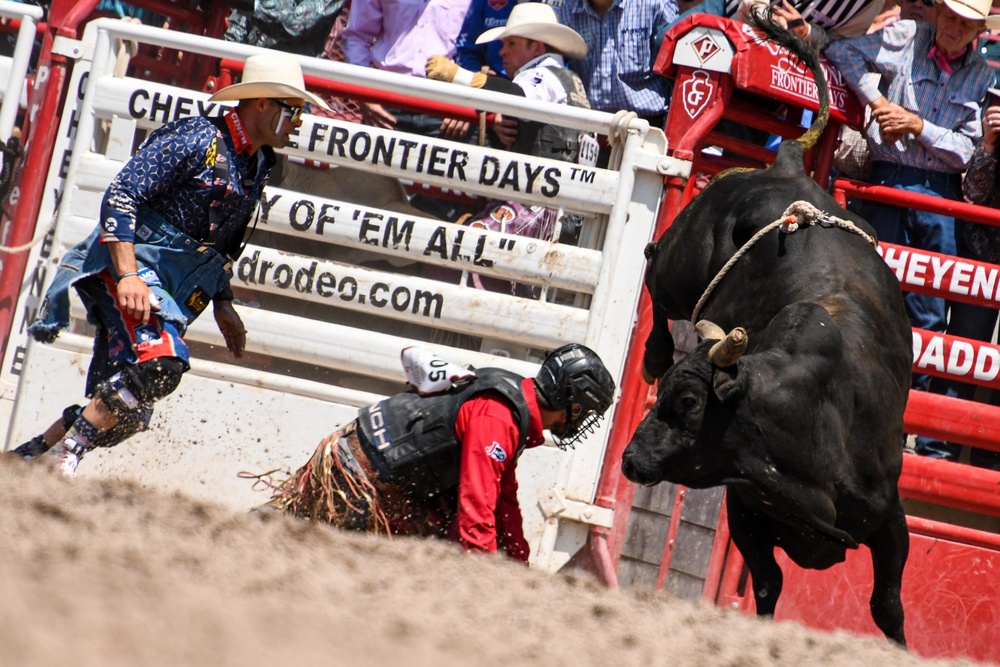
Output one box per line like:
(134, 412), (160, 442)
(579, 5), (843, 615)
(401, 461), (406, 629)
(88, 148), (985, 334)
(8, 435), (49, 461)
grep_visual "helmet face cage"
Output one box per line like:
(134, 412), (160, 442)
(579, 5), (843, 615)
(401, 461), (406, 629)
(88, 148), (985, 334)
(535, 344), (616, 449)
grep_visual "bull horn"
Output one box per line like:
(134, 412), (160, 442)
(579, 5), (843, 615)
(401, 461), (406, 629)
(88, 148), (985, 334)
(708, 327), (748, 367)
(695, 320), (726, 341)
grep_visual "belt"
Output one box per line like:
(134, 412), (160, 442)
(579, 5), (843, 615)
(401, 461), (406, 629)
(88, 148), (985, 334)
(870, 162), (961, 182)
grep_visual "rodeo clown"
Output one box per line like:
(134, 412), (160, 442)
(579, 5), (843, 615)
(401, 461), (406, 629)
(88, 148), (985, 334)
(424, 3), (596, 287)
(10, 52), (329, 476)
(264, 344), (616, 561)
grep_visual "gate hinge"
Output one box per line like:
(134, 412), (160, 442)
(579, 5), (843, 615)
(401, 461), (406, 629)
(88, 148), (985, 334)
(538, 487), (614, 528)
(52, 36), (84, 59)
(633, 150), (692, 178)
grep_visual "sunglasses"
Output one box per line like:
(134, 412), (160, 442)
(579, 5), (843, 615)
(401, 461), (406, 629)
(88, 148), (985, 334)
(904, 0), (936, 7)
(272, 99), (308, 122)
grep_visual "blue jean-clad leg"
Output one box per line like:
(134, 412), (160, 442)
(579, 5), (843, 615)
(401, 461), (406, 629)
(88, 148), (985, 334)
(858, 172), (959, 390)
(859, 166), (964, 461)
(915, 221), (1000, 466)
(904, 192), (958, 337)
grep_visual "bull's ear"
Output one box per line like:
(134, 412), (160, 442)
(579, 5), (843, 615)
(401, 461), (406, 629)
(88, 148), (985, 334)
(712, 365), (744, 403)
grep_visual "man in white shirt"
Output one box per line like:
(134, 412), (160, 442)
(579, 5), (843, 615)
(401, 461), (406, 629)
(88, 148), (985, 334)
(427, 2), (593, 162)
(425, 3), (595, 291)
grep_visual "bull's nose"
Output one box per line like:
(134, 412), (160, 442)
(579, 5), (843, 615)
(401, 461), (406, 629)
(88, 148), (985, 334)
(621, 455), (637, 482)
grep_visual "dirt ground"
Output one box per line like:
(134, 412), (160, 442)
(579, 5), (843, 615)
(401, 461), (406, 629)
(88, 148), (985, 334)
(0, 459), (983, 667)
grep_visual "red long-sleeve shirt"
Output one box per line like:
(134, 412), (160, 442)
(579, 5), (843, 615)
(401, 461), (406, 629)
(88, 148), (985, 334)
(450, 378), (546, 561)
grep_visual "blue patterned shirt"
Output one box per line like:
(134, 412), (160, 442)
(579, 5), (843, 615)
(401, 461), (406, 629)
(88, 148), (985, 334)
(824, 20), (993, 173)
(557, 0), (678, 116)
(101, 114), (273, 257)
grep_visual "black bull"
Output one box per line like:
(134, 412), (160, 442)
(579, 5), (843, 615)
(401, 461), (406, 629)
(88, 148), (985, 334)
(621, 19), (913, 647)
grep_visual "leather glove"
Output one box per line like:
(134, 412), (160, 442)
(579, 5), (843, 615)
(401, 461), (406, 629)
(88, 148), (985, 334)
(426, 55), (487, 88)
(426, 55), (459, 82)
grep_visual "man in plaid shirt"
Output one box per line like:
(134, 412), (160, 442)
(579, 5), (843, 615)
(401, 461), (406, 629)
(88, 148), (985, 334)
(556, 0), (678, 133)
(825, 0), (998, 356)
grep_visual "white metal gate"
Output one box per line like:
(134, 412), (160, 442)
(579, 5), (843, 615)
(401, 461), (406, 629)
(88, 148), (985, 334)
(2, 18), (688, 572)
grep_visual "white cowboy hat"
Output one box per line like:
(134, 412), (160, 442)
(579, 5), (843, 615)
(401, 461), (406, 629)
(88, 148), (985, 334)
(209, 52), (330, 109)
(940, 0), (1000, 30)
(476, 3), (588, 59)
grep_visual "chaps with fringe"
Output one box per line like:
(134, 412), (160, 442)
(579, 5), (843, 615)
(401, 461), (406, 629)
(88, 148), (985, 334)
(263, 422), (392, 535)
(261, 421), (458, 539)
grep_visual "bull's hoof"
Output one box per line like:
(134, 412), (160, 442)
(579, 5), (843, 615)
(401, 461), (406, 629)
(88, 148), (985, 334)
(641, 367), (656, 385)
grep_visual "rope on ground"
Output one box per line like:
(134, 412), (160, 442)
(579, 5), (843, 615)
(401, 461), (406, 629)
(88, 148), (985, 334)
(691, 200), (878, 324)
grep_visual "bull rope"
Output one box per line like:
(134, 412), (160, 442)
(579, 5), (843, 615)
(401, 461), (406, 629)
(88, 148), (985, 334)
(690, 200), (877, 324)
(0, 214), (56, 254)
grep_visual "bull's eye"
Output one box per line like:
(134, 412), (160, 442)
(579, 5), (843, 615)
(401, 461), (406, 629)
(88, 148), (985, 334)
(681, 395), (698, 411)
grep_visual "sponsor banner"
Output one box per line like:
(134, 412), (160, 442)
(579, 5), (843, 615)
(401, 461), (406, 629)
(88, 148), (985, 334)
(912, 329), (1000, 389)
(233, 244), (590, 347)
(878, 243), (1000, 307)
(737, 22), (861, 123)
(672, 27), (735, 74)
(261, 187), (601, 293)
(92, 77), (619, 214)
(0, 58), (88, 393)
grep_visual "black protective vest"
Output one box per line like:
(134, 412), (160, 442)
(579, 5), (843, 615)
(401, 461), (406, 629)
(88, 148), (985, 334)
(511, 65), (592, 163)
(356, 368), (531, 498)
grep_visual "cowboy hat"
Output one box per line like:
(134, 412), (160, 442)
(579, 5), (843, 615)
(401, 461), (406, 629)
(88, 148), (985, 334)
(476, 3), (588, 59)
(940, 0), (1000, 30)
(209, 52), (330, 109)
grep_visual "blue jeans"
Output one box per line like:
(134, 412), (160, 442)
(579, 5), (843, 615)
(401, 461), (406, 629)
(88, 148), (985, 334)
(913, 221), (1000, 469)
(860, 162), (962, 335)
(30, 206), (233, 343)
(856, 162), (961, 393)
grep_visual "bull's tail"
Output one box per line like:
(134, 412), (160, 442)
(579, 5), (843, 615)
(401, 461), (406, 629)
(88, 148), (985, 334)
(747, 8), (830, 152)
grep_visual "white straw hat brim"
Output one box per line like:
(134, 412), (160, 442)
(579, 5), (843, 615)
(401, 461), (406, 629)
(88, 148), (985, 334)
(207, 52), (331, 109)
(477, 22), (588, 59)
(941, 0), (1000, 29)
(209, 82), (330, 109)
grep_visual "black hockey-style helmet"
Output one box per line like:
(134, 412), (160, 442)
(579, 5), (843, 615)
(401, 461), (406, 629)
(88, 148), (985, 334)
(534, 343), (616, 449)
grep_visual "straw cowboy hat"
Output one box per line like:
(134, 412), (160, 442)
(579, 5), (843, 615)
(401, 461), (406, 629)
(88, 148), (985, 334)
(476, 3), (588, 59)
(209, 52), (330, 109)
(940, 0), (1000, 30)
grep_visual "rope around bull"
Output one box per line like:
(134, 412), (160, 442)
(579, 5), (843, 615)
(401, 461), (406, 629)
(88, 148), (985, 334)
(690, 200), (878, 325)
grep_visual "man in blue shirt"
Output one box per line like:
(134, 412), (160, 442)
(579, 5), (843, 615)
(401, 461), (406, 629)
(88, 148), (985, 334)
(828, 0), (1000, 463)
(10, 53), (329, 476)
(455, 0), (518, 76)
